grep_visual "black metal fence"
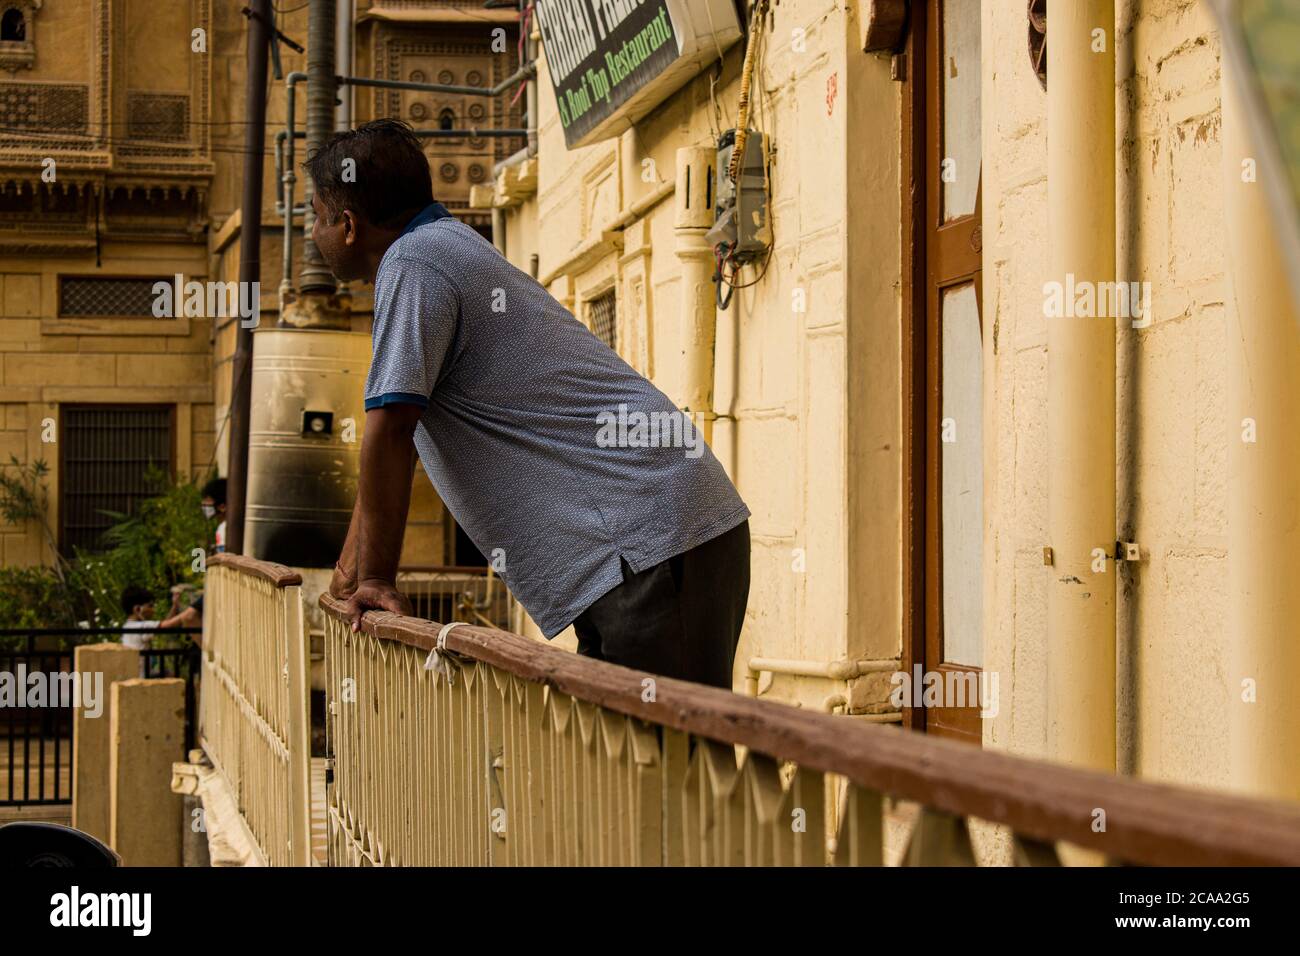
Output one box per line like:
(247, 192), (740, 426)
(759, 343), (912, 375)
(0, 628), (201, 807)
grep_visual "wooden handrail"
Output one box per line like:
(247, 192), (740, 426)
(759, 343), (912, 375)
(209, 552), (303, 588)
(319, 593), (1300, 866)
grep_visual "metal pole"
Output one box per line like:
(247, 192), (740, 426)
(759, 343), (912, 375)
(299, 0), (338, 294)
(280, 72), (307, 314)
(336, 0), (353, 132)
(227, 0), (272, 556)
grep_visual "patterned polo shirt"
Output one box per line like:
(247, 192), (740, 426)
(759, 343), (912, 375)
(363, 203), (750, 637)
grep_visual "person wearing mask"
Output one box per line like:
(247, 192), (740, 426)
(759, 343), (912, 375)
(201, 477), (227, 554)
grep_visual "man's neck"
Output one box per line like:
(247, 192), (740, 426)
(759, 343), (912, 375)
(364, 203), (444, 285)
(364, 227), (404, 286)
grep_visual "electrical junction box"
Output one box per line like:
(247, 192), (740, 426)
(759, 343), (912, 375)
(706, 128), (770, 264)
(535, 0), (744, 150)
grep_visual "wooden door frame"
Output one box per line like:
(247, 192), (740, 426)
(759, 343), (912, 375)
(901, 0), (984, 744)
(900, 0), (927, 733)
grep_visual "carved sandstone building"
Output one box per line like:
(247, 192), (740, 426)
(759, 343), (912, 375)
(0, 0), (519, 565)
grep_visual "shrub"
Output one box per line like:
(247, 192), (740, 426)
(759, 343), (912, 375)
(0, 463), (215, 636)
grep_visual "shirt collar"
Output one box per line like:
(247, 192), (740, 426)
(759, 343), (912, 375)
(400, 201), (451, 237)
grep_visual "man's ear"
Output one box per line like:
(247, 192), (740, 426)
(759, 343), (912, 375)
(342, 208), (360, 246)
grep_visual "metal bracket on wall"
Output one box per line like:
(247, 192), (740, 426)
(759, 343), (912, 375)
(1115, 541), (1142, 563)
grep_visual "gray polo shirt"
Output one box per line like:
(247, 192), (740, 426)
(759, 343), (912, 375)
(364, 206), (750, 637)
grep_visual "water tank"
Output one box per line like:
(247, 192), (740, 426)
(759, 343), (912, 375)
(246, 328), (370, 567)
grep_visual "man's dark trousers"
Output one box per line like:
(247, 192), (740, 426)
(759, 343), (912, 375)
(571, 521), (750, 690)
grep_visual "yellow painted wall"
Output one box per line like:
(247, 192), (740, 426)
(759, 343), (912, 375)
(0, 247), (216, 566)
(981, 0), (1235, 787)
(495, 0), (905, 704)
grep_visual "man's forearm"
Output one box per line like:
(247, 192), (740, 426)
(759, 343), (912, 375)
(336, 499), (361, 579)
(355, 411), (419, 585)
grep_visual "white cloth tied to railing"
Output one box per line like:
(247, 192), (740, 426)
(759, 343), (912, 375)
(424, 621), (470, 685)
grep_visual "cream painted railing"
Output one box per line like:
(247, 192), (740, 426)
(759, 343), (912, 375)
(317, 595), (1300, 868)
(198, 556), (1300, 866)
(201, 554), (312, 866)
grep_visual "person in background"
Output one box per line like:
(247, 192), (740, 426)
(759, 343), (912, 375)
(119, 586), (160, 651)
(158, 582), (201, 634)
(202, 477), (227, 553)
(158, 587), (203, 635)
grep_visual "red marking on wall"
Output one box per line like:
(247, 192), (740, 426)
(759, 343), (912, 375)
(826, 72), (838, 116)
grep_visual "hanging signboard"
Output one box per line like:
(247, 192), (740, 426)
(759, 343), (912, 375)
(534, 0), (744, 150)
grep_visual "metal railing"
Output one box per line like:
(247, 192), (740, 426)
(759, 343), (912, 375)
(198, 556), (1300, 866)
(199, 555), (312, 866)
(0, 628), (201, 807)
(396, 565), (517, 633)
(316, 595), (1300, 868)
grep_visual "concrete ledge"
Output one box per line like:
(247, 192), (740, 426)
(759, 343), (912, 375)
(171, 759), (265, 867)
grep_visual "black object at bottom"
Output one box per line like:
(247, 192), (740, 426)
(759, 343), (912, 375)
(572, 520), (750, 690)
(0, 823), (119, 867)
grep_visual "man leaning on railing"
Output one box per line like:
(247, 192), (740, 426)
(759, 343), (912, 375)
(307, 120), (751, 690)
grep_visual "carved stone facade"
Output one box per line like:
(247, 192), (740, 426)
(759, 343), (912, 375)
(0, 0), (213, 256)
(0, 0), (529, 567)
(0, 0), (41, 73)
(0, 0), (216, 566)
(367, 20), (522, 229)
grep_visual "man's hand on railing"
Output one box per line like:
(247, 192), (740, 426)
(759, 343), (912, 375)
(342, 579), (414, 631)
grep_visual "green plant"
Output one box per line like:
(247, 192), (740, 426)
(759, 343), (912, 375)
(0, 463), (215, 633)
(0, 565), (76, 649)
(0, 456), (67, 578)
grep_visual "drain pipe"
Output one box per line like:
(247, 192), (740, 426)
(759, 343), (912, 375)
(299, 0), (337, 295)
(675, 146), (718, 444)
(1221, 64), (1300, 802)
(1045, 0), (1116, 772)
(524, 0), (538, 157)
(279, 72), (307, 315)
(273, 128), (305, 216)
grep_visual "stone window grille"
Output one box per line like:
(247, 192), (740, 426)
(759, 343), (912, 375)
(60, 405), (173, 553)
(59, 276), (167, 317)
(588, 289), (617, 351)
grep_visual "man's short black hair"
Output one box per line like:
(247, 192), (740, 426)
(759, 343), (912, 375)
(202, 477), (226, 506)
(304, 119), (435, 228)
(121, 586), (153, 617)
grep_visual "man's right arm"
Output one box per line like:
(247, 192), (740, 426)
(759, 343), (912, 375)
(330, 431), (421, 600)
(338, 254), (454, 603)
